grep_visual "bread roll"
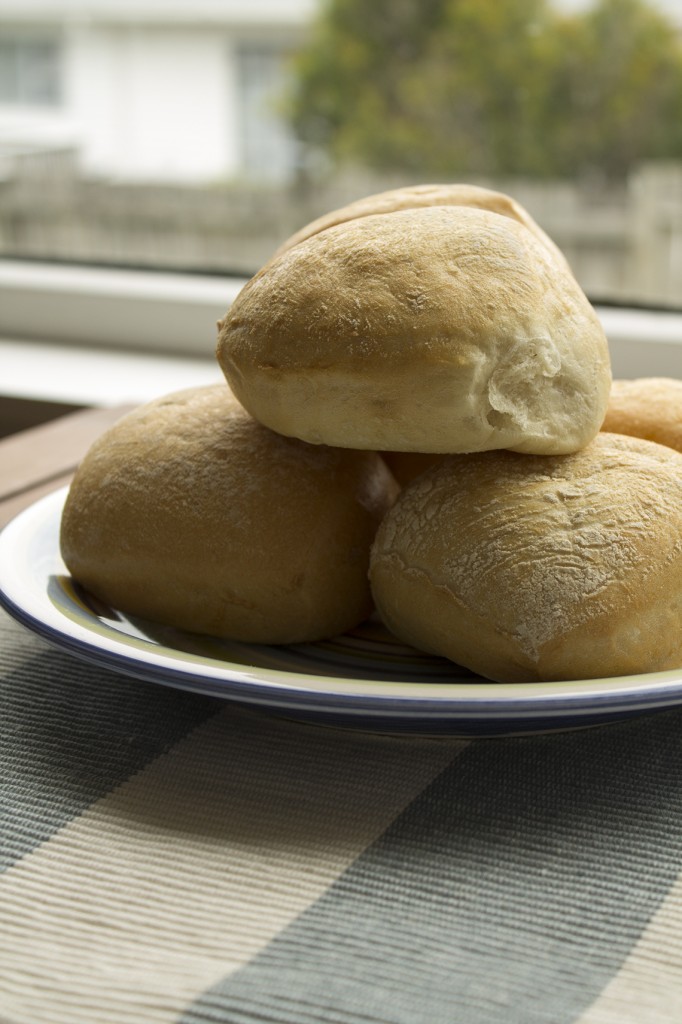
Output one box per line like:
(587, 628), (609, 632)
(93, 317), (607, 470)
(276, 183), (567, 268)
(60, 385), (398, 644)
(602, 377), (682, 453)
(369, 433), (682, 682)
(218, 205), (611, 455)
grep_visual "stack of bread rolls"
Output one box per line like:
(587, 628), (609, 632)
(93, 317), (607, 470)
(60, 184), (682, 682)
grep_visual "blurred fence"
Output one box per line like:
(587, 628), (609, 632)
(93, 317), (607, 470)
(0, 153), (681, 307)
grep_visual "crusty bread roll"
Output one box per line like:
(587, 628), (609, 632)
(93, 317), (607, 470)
(602, 377), (682, 453)
(369, 433), (682, 683)
(60, 385), (398, 644)
(275, 183), (567, 268)
(218, 205), (611, 455)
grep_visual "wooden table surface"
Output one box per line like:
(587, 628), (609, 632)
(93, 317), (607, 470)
(0, 405), (134, 529)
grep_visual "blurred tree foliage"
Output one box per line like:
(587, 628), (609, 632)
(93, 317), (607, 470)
(289, 0), (682, 179)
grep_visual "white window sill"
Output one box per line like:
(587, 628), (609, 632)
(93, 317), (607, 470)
(0, 259), (680, 409)
(0, 259), (247, 358)
(0, 336), (224, 407)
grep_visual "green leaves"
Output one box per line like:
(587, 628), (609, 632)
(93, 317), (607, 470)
(288, 0), (682, 180)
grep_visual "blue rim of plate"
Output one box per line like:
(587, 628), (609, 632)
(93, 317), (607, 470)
(2, 486), (682, 735)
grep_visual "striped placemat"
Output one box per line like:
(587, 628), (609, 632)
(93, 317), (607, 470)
(2, 605), (682, 1024)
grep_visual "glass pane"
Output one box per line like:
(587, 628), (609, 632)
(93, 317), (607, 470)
(0, 2), (680, 310)
(0, 37), (60, 105)
(18, 41), (60, 106)
(0, 41), (19, 103)
(238, 47), (299, 181)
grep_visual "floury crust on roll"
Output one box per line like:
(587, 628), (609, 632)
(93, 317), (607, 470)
(274, 182), (569, 269)
(369, 433), (682, 683)
(217, 205), (611, 455)
(60, 385), (398, 644)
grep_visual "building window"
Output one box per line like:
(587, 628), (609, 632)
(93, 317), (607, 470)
(237, 46), (298, 182)
(0, 35), (62, 107)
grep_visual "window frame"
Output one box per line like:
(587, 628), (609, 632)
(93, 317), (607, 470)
(0, 258), (680, 409)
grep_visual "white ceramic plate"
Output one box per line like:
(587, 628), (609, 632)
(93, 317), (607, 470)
(2, 486), (682, 736)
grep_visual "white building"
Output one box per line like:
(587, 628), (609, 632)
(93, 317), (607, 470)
(0, 0), (317, 183)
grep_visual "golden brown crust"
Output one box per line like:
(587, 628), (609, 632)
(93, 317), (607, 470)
(218, 205), (611, 454)
(369, 433), (682, 682)
(601, 377), (682, 453)
(275, 183), (567, 268)
(60, 385), (398, 644)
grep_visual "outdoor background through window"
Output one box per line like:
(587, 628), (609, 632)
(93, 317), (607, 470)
(1, 0), (682, 309)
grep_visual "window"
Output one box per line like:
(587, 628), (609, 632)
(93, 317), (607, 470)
(236, 45), (299, 182)
(0, 35), (62, 107)
(1, 0), (682, 365)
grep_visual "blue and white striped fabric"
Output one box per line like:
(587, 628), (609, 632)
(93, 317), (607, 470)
(2, 605), (682, 1024)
